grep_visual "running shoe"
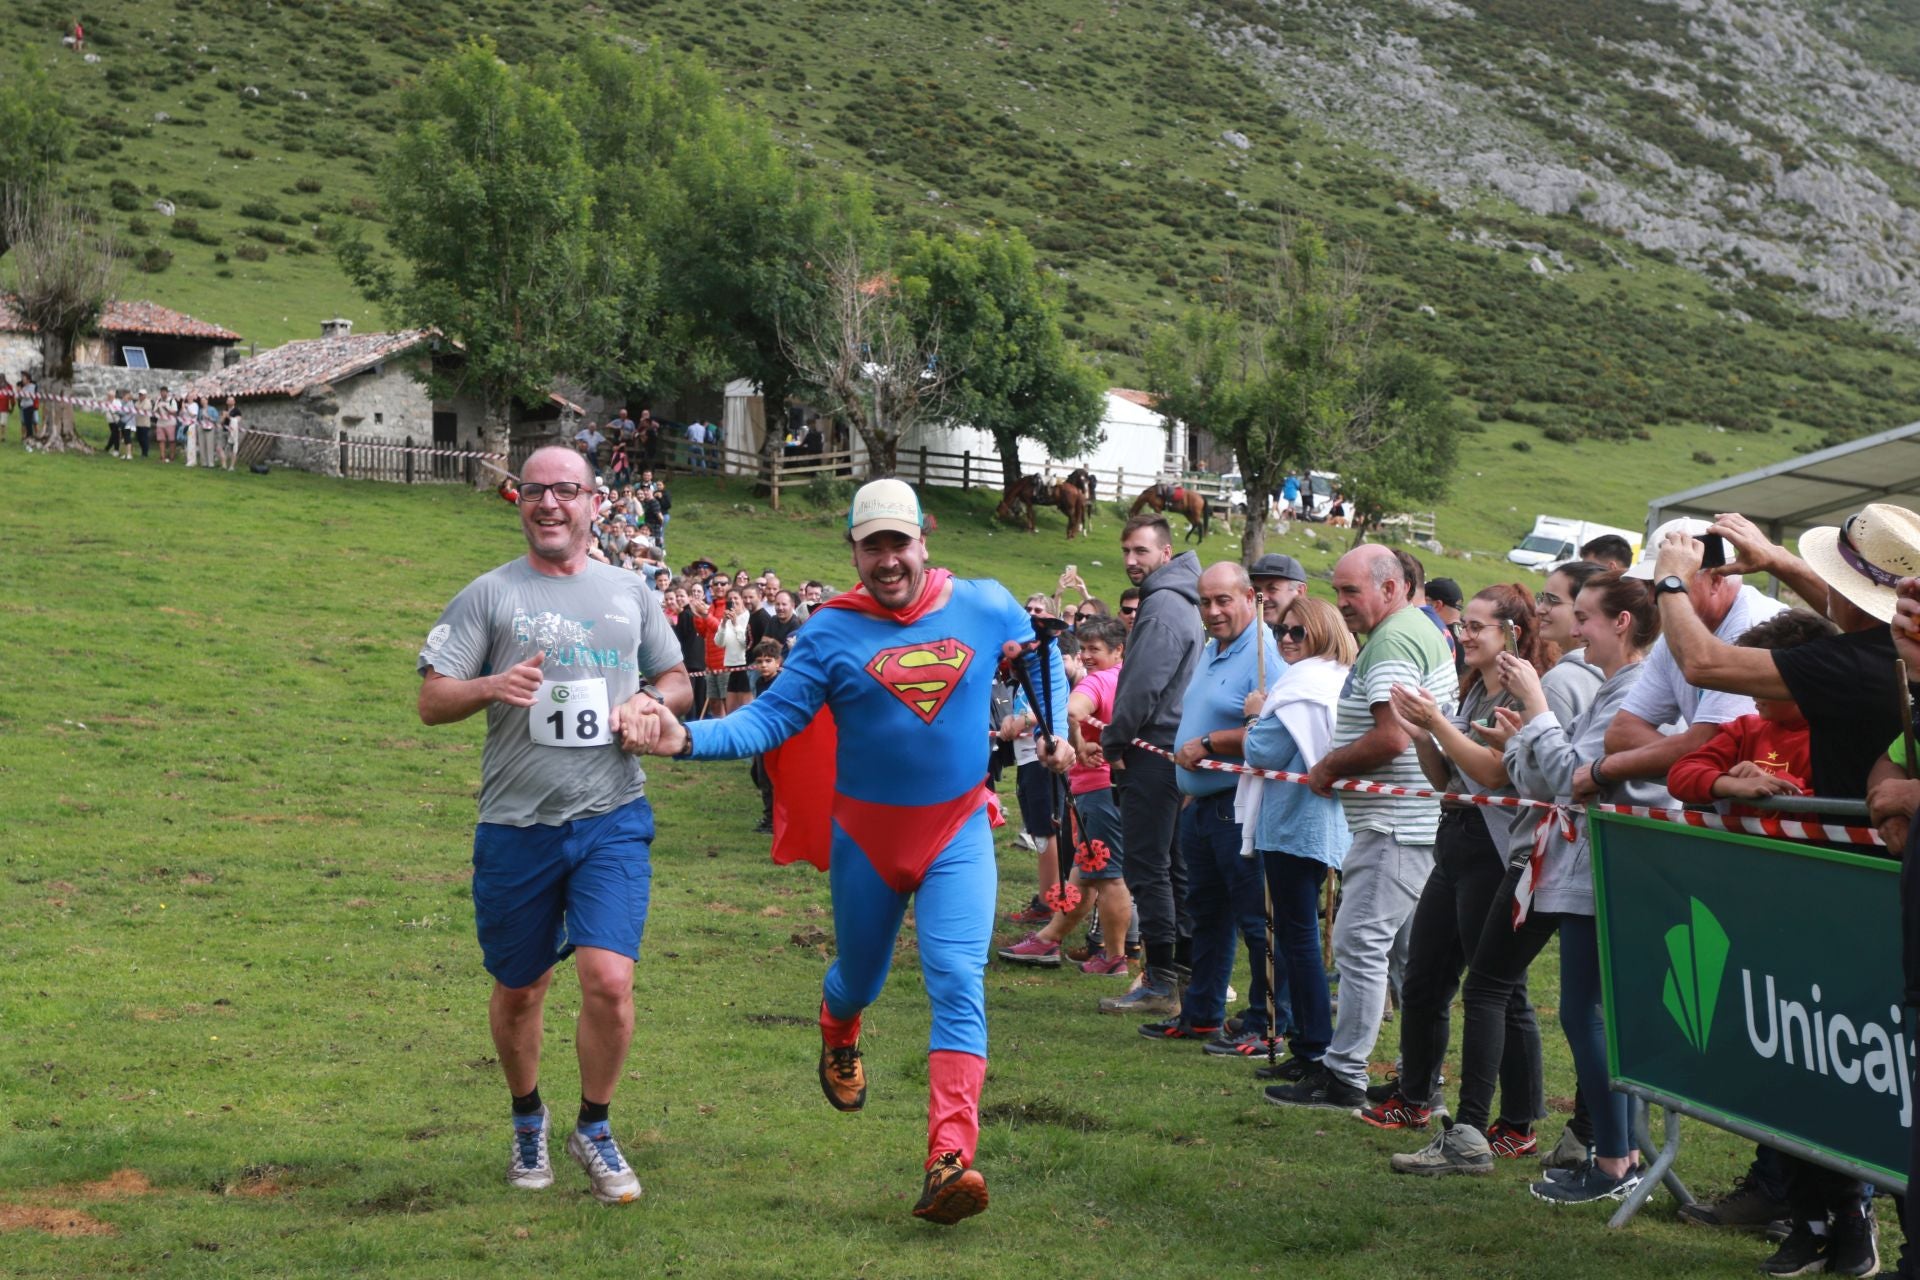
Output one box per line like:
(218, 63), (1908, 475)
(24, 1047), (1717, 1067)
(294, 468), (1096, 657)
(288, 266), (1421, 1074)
(1264, 1064), (1367, 1111)
(1758, 1226), (1829, 1277)
(566, 1123), (642, 1205)
(913, 1151), (989, 1225)
(1252, 1054), (1316, 1082)
(506, 1104), (553, 1190)
(1354, 1093), (1434, 1131)
(819, 1042), (867, 1112)
(1828, 1205), (1881, 1278)
(1528, 1160), (1643, 1205)
(1005, 897), (1051, 925)
(1486, 1120), (1539, 1159)
(1201, 1027), (1278, 1058)
(1098, 972), (1179, 1017)
(997, 933), (1062, 966)
(1138, 1017), (1220, 1041)
(1079, 953), (1130, 976)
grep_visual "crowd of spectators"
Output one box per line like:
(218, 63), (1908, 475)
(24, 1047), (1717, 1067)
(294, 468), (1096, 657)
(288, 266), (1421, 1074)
(0, 373), (245, 466)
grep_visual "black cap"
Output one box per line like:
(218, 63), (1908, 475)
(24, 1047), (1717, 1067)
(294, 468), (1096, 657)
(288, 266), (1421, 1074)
(1426, 577), (1463, 608)
(1247, 553), (1307, 583)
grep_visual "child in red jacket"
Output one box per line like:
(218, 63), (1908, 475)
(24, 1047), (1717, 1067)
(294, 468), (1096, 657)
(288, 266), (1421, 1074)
(1667, 609), (1838, 818)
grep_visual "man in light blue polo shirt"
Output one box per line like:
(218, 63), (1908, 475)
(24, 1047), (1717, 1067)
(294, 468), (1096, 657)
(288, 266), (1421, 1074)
(1140, 561), (1283, 1051)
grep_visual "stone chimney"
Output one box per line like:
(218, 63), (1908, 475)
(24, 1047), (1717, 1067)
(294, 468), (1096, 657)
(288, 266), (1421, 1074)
(321, 317), (353, 339)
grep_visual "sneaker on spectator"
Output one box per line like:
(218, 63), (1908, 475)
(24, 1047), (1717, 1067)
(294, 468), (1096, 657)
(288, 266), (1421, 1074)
(1252, 1055), (1316, 1082)
(1388, 1122), (1494, 1177)
(1005, 896), (1051, 925)
(1528, 1160), (1642, 1205)
(1098, 970), (1179, 1017)
(1064, 941), (1096, 964)
(1676, 1174), (1789, 1229)
(1828, 1206), (1879, 1278)
(997, 933), (1062, 966)
(1079, 953), (1129, 976)
(1765, 1219), (1793, 1244)
(753, 817), (774, 835)
(1201, 1026), (1276, 1058)
(1139, 1017), (1219, 1041)
(1013, 832), (1038, 852)
(1264, 1063), (1366, 1111)
(507, 1105), (553, 1190)
(566, 1123), (642, 1205)
(1539, 1125), (1590, 1172)
(1486, 1120), (1539, 1159)
(1354, 1092), (1433, 1130)
(1757, 1225), (1830, 1277)
(1365, 1071), (1444, 1107)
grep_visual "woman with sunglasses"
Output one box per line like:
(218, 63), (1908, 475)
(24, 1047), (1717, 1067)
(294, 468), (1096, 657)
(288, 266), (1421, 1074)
(1239, 596), (1354, 1077)
(1365, 584), (1572, 1154)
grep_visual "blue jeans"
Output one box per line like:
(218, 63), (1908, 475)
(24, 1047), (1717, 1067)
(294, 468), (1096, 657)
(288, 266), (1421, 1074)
(1180, 792), (1277, 1033)
(1264, 848), (1331, 1058)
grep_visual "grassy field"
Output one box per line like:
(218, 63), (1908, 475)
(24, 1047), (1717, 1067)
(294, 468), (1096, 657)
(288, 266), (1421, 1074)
(3, 438), (1882, 1278)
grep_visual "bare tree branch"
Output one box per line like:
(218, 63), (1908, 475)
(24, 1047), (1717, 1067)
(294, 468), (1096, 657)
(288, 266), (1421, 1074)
(5, 193), (117, 453)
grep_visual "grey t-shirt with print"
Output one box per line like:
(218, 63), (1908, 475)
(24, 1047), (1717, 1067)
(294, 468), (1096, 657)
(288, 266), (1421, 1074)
(419, 558), (684, 827)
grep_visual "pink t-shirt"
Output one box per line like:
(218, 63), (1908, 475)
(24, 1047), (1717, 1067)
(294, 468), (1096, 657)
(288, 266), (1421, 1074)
(1068, 663), (1122, 794)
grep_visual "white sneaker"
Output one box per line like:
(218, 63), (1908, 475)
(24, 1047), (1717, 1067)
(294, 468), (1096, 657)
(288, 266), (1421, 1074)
(507, 1105), (553, 1190)
(566, 1124), (642, 1204)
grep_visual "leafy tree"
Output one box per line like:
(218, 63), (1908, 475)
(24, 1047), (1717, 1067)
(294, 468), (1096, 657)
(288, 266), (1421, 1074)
(0, 53), (69, 257)
(338, 41), (597, 473)
(897, 227), (1105, 492)
(1326, 350), (1461, 542)
(5, 196), (115, 453)
(546, 39), (837, 457)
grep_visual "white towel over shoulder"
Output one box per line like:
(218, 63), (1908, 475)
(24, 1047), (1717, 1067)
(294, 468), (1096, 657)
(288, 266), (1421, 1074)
(1234, 655), (1347, 856)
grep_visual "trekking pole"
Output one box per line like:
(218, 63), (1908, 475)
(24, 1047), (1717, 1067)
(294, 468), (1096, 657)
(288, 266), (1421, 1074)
(1250, 593), (1280, 1065)
(1900, 660), (1916, 781)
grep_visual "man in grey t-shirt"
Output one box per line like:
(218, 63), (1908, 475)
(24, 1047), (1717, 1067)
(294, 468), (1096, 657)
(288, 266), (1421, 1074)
(418, 445), (691, 1205)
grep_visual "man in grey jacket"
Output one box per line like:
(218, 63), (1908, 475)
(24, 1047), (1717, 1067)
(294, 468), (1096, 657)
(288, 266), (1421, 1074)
(1096, 514), (1203, 1017)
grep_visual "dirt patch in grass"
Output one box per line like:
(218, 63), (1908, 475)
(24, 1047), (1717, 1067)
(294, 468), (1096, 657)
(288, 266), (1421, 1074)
(0, 1206), (114, 1237)
(980, 1097), (1107, 1132)
(80, 1169), (153, 1199)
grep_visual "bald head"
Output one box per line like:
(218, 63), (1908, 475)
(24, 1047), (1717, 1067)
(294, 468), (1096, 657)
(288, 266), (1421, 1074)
(1331, 543), (1406, 635)
(523, 444), (594, 486)
(1199, 561), (1252, 595)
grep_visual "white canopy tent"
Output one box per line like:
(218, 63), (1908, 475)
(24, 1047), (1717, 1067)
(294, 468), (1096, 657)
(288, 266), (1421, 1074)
(1646, 419), (1920, 549)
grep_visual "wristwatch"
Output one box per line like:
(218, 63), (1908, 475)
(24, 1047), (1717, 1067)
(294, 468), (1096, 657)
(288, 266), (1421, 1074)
(1654, 575), (1688, 597)
(1201, 733), (1215, 755)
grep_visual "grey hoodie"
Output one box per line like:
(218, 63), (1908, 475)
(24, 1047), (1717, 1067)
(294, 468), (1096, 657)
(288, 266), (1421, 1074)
(1504, 660), (1672, 916)
(1106, 550), (1203, 754)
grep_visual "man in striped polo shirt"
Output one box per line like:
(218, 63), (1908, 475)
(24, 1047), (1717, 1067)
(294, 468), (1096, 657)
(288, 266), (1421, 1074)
(1266, 544), (1455, 1109)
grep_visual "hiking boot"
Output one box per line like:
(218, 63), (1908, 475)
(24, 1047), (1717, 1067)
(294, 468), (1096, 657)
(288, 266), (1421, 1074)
(997, 933), (1062, 966)
(506, 1105), (553, 1190)
(1539, 1125), (1590, 1172)
(1098, 970), (1179, 1016)
(1005, 896), (1051, 925)
(1202, 1026), (1278, 1058)
(1252, 1055), (1316, 1082)
(1758, 1225), (1830, 1277)
(1389, 1122), (1494, 1176)
(1264, 1063), (1367, 1111)
(819, 1043), (867, 1112)
(1138, 1017), (1219, 1041)
(1828, 1206), (1880, 1278)
(1079, 953), (1129, 976)
(1354, 1092), (1433, 1131)
(1528, 1160), (1643, 1205)
(912, 1151), (988, 1225)
(565, 1123), (642, 1204)
(1677, 1174), (1790, 1230)
(1486, 1120), (1539, 1159)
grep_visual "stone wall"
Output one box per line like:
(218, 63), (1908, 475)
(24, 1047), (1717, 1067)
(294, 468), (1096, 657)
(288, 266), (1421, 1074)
(0, 333), (38, 377)
(244, 390), (345, 477)
(333, 360), (438, 443)
(70, 365), (205, 400)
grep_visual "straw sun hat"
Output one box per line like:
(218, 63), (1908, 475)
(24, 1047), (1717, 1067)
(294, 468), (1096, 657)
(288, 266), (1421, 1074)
(1797, 502), (1920, 623)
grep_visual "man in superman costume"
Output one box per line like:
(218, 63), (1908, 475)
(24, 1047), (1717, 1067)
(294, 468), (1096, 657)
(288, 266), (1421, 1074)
(628, 479), (1068, 1224)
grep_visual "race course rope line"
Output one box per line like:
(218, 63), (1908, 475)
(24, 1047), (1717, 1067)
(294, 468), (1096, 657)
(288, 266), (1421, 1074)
(25, 392), (505, 461)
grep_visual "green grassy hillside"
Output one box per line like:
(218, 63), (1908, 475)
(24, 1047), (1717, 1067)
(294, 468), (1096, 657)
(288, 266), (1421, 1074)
(14, 0), (1920, 549)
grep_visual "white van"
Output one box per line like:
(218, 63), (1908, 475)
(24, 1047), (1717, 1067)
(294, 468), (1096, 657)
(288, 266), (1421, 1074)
(1508, 515), (1640, 572)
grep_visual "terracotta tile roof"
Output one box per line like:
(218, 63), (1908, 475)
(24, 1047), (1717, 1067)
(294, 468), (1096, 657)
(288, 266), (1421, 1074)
(184, 329), (438, 401)
(1110, 387), (1159, 409)
(0, 296), (240, 342)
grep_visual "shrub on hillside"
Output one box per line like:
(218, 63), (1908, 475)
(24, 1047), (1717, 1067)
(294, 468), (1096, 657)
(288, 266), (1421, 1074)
(136, 247), (172, 274)
(235, 244), (269, 262)
(239, 199), (282, 221)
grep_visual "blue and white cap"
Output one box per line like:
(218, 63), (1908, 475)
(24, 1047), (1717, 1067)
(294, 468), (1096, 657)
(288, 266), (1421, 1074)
(847, 478), (925, 541)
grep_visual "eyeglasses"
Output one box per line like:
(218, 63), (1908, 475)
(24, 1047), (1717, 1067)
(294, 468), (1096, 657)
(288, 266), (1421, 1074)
(1458, 620), (1505, 636)
(1119, 605), (1138, 616)
(1534, 591), (1564, 608)
(1278, 624), (1308, 643)
(516, 481), (589, 504)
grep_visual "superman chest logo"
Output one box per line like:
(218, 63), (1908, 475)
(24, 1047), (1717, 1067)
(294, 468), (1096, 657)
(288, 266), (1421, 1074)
(865, 637), (976, 725)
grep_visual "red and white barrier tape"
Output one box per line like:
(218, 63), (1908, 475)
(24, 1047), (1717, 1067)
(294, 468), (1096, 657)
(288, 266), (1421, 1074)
(1083, 716), (1884, 847)
(26, 393), (506, 461)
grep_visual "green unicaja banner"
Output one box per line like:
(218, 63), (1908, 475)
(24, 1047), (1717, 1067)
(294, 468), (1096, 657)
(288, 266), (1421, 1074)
(1591, 812), (1910, 1186)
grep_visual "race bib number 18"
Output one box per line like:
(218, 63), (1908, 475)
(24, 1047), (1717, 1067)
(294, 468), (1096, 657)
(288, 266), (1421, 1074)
(532, 677), (611, 748)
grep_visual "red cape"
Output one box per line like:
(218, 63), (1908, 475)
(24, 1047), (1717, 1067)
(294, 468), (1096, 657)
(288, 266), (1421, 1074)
(762, 570), (1004, 871)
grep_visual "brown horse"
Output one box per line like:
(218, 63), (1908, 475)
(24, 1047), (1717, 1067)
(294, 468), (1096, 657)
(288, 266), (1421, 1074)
(1129, 482), (1213, 541)
(997, 474), (1089, 539)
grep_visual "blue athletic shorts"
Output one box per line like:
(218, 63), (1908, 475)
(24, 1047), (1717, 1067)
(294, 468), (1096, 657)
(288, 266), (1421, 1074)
(471, 794), (655, 989)
(1015, 760), (1057, 840)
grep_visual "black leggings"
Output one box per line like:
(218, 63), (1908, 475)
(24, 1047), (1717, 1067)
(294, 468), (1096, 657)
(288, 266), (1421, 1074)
(1396, 808), (1543, 1124)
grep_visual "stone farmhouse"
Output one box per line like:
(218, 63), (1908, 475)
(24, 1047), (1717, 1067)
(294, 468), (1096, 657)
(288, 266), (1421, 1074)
(184, 319), (576, 477)
(0, 297), (242, 396)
